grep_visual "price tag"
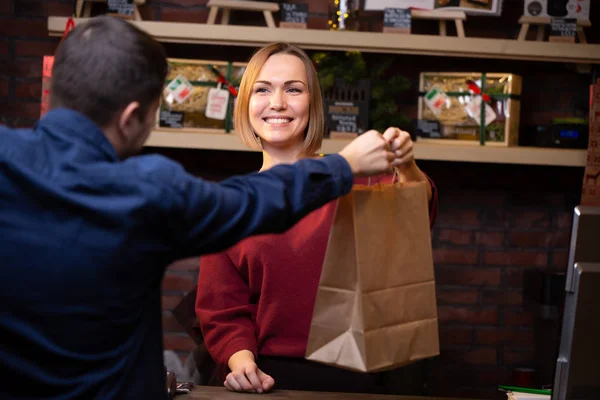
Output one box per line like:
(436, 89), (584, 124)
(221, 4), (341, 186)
(424, 85), (448, 116)
(205, 84), (230, 120)
(164, 75), (194, 105)
(465, 96), (496, 126)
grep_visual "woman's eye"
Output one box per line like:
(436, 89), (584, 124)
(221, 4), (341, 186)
(287, 87), (302, 93)
(254, 87), (269, 93)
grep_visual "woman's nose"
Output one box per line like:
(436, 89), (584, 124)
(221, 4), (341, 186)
(269, 90), (286, 110)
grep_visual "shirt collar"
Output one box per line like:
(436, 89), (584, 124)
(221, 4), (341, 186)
(37, 108), (120, 162)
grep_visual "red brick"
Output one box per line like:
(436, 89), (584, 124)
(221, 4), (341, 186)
(442, 348), (497, 366)
(482, 290), (523, 306)
(2, 19), (48, 37)
(439, 327), (473, 347)
(436, 288), (479, 305)
(158, 0), (208, 6)
(305, 0), (329, 14)
(509, 211), (550, 228)
(162, 295), (183, 311)
(162, 273), (196, 292)
(0, 39), (8, 57)
(475, 231), (504, 247)
(437, 210), (480, 228)
(505, 310), (533, 326)
(2, 58), (43, 78)
(556, 212), (573, 230)
(0, 101), (40, 120)
(483, 251), (547, 267)
(162, 313), (185, 332)
(435, 267), (501, 286)
(509, 231), (570, 248)
(15, 1), (72, 17)
(0, 1), (10, 14)
(168, 257), (201, 272)
(306, 16), (328, 30)
(472, 368), (512, 386)
(503, 349), (534, 366)
(15, 40), (58, 57)
(552, 250), (569, 269)
(437, 306), (498, 325)
(503, 269), (524, 286)
(163, 333), (197, 352)
(438, 229), (472, 246)
(0, 78), (8, 97)
(433, 248), (478, 265)
(161, 8), (210, 23)
(15, 81), (41, 98)
(475, 328), (534, 346)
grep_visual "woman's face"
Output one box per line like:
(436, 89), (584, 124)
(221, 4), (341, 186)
(249, 53), (310, 149)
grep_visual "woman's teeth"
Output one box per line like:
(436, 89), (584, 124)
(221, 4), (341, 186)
(265, 118), (291, 124)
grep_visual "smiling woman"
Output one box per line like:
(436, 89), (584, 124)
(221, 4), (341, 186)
(234, 43), (325, 165)
(196, 42), (438, 396)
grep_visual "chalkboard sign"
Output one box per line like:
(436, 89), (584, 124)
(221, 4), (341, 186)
(159, 110), (184, 129)
(323, 79), (370, 137)
(107, 0), (135, 18)
(383, 8), (411, 34)
(549, 18), (577, 43)
(280, 3), (308, 29)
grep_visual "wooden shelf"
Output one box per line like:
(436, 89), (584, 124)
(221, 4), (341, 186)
(145, 130), (587, 167)
(48, 17), (600, 64)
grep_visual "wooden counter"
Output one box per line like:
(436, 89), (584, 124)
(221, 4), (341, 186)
(176, 386), (479, 400)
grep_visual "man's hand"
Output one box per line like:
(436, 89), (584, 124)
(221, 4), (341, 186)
(338, 129), (399, 176)
(225, 350), (274, 394)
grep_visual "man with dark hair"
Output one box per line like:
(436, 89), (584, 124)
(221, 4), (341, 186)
(0, 16), (404, 400)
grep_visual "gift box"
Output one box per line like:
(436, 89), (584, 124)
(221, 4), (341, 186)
(416, 72), (522, 146)
(158, 58), (246, 133)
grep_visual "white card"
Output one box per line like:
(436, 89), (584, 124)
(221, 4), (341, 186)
(424, 85), (448, 116)
(465, 96), (496, 127)
(164, 74), (194, 105)
(205, 87), (230, 120)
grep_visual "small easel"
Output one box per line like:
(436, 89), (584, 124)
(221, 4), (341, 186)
(517, 16), (591, 43)
(410, 9), (466, 38)
(206, 0), (280, 28)
(75, 0), (145, 21)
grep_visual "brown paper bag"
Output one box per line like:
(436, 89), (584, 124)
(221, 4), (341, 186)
(305, 179), (439, 373)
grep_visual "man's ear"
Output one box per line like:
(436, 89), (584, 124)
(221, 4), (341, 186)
(117, 101), (141, 142)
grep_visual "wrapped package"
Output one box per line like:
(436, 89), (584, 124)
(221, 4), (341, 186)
(158, 58), (246, 133)
(416, 72), (522, 146)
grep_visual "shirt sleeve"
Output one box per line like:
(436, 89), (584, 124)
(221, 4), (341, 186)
(139, 153), (353, 258)
(195, 252), (258, 366)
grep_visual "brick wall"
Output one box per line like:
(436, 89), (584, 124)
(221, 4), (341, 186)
(1, 0), (596, 398)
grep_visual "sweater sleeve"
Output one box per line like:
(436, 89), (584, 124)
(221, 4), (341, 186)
(195, 251), (258, 367)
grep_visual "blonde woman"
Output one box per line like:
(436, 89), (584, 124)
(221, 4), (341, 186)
(196, 43), (438, 394)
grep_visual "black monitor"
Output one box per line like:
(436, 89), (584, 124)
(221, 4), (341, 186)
(552, 206), (600, 400)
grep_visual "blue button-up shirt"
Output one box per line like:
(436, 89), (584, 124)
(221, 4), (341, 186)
(0, 109), (353, 399)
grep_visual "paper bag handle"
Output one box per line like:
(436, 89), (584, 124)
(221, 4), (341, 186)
(366, 167), (402, 188)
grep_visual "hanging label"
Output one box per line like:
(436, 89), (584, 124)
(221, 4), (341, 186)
(465, 96), (496, 127)
(164, 75), (194, 105)
(205, 85), (230, 120)
(424, 85), (448, 116)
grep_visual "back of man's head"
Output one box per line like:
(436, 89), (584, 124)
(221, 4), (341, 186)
(49, 16), (168, 128)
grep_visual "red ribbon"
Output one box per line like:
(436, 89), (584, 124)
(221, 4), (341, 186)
(62, 17), (75, 41)
(216, 75), (238, 97)
(466, 79), (491, 103)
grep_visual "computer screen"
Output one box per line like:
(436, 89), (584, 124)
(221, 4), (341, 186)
(552, 206), (600, 400)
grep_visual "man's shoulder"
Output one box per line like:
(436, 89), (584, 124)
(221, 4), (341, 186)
(122, 153), (190, 192)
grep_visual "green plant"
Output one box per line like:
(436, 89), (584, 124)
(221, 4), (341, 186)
(311, 51), (411, 132)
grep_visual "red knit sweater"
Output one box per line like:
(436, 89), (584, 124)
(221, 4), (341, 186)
(195, 176), (438, 367)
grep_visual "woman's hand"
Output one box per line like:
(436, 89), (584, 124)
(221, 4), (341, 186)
(225, 350), (274, 394)
(384, 127), (415, 170)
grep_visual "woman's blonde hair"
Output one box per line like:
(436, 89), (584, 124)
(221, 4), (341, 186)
(234, 42), (324, 156)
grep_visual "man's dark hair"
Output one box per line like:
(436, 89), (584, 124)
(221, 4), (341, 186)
(50, 16), (168, 127)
